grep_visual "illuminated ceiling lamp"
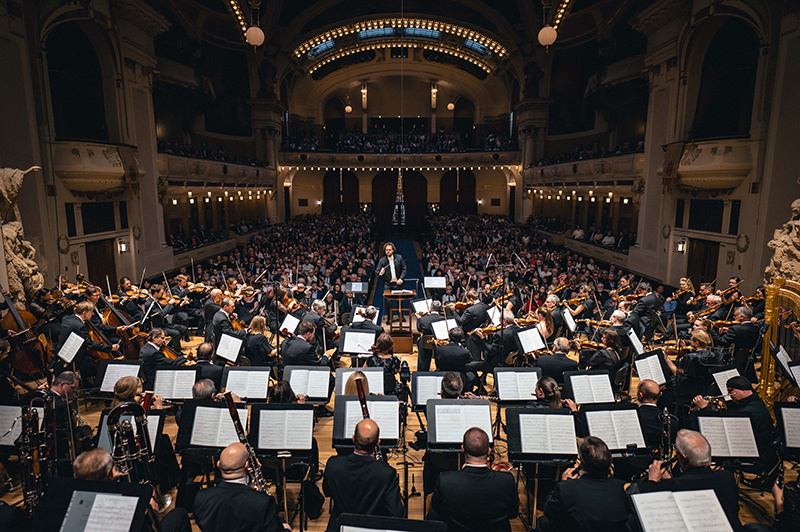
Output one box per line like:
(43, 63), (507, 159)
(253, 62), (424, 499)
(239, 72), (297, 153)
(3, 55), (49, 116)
(538, 26), (557, 48)
(344, 94), (352, 114)
(244, 0), (265, 47)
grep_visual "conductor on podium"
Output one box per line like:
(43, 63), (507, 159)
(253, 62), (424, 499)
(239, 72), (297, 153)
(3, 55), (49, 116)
(376, 242), (407, 291)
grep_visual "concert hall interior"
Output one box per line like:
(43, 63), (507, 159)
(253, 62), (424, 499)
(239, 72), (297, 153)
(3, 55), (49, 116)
(1, 0), (800, 531)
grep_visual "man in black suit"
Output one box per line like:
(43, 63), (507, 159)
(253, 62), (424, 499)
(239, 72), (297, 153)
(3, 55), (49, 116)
(350, 306), (384, 335)
(194, 342), (223, 391)
(202, 289), (223, 342)
(211, 297), (247, 347)
(631, 282), (662, 339)
(429, 427), (518, 532)
(376, 242), (407, 292)
(323, 419), (404, 531)
(84, 286), (122, 344)
(544, 295), (565, 336)
(638, 429), (743, 531)
(434, 327), (477, 390)
(636, 379), (668, 449)
(474, 309), (519, 371)
(56, 302), (120, 380)
(607, 309), (632, 350)
(302, 300), (338, 354)
(456, 290), (489, 361)
(139, 328), (187, 391)
(538, 436), (629, 532)
(143, 284), (187, 349)
(416, 301), (445, 372)
(194, 442), (288, 532)
(716, 306), (760, 351)
(534, 338), (578, 384)
(280, 321), (330, 368)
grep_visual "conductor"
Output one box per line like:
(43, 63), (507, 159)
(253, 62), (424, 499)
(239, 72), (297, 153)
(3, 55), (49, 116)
(376, 242), (407, 291)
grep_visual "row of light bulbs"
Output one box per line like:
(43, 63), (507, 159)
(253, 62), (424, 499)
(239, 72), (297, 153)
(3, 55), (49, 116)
(282, 165), (520, 171)
(173, 190), (272, 204)
(529, 189), (631, 204)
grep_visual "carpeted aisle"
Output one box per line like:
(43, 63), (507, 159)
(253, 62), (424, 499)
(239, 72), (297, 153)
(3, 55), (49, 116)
(371, 236), (424, 319)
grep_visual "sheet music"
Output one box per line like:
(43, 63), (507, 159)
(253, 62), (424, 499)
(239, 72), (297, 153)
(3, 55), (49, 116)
(496, 371), (539, 401)
(99, 414), (159, 453)
(154, 370), (195, 399)
(519, 414), (577, 454)
(190, 407), (247, 447)
(390, 290), (413, 294)
(279, 313), (301, 334)
(345, 400), (400, 439)
(697, 417), (731, 457)
(517, 328), (545, 354)
(776, 346), (792, 376)
(0, 406), (42, 446)
(74, 492), (139, 532)
(414, 376), (443, 405)
(487, 306), (501, 326)
(627, 328), (645, 355)
(781, 408), (800, 448)
(790, 365), (800, 389)
(225, 369), (270, 399)
(586, 410), (645, 449)
(697, 416), (758, 457)
(413, 299), (433, 313)
(352, 307), (380, 324)
(434, 404), (492, 443)
(424, 276), (447, 289)
(347, 282), (367, 293)
(635, 355), (666, 385)
(217, 333), (243, 363)
(307, 370), (330, 397)
(257, 409), (314, 450)
(57, 331), (84, 363)
(570, 374), (614, 404)
(711, 368), (740, 399)
(340, 369), (384, 395)
(100, 364), (140, 393)
(672, 490), (733, 532)
(631, 491), (690, 532)
(431, 319), (458, 341)
(342, 331), (376, 354)
(563, 308), (577, 333)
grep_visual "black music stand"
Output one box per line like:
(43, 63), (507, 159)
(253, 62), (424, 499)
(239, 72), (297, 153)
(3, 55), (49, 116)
(334, 367), (384, 396)
(92, 359), (142, 399)
(506, 407), (579, 528)
(338, 513), (447, 532)
(577, 402), (651, 457)
(492, 367), (543, 444)
(96, 408), (166, 454)
(283, 366), (333, 406)
(221, 366), (273, 402)
(426, 399), (493, 451)
(562, 370), (615, 405)
(153, 365), (201, 401)
(410, 371), (447, 413)
(333, 395), (400, 451)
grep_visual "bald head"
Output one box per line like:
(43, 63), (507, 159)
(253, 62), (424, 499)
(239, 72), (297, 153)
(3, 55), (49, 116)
(218, 442), (248, 479)
(354, 419), (380, 453)
(675, 429), (712, 467)
(637, 379), (660, 404)
(462, 427), (490, 464)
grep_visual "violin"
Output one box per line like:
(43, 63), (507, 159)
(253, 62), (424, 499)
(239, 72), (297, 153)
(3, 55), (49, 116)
(564, 296), (588, 306)
(577, 319), (613, 327)
(623, 293), (645, 301)
(124, 285), (149, 300)
(672, 288), (692, 300)
(444, 301), (470, 310)
(281, 293), (307, 312)
(712, 320), (739, 328)
(485, 280), (503, 291)
(467, 324), (503, 336)
(576, 340), (604, 350)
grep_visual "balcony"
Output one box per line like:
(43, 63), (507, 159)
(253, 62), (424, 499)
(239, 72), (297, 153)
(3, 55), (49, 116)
(156, 153), (278, 198)
(277, 150), (522, 169)
(523, 152), (645, 187)
(52, 140), (142, 194)
(658, 138), (755, 192)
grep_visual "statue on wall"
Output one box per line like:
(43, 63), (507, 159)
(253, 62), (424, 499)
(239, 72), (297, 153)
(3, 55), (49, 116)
(0, 166), (45, 307)
(765, 198), (800, 283)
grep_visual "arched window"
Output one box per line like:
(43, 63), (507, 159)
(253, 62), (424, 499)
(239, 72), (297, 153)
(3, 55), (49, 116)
(47, 22), (109, 141)
(690, 18), (760, 140)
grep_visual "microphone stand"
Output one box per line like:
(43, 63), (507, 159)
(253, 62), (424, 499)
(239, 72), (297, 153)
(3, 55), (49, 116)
(396, 363), (419, 514)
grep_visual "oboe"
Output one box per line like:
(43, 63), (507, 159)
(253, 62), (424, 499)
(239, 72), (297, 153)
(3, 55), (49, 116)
(223, 391), (268, 491)
(355, 378), (383, 461)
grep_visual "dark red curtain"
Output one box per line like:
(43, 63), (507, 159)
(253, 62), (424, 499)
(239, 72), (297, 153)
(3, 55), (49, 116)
(372, 171), (398, 232)
(439, 170), (476, 214)
(323, 170), (360, 214)
(403, 171), (427, 230)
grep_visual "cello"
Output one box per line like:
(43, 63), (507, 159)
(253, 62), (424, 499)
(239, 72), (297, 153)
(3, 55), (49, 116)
(0, 284), (51, 375)
(98, 293), (146, 360)
(85, 319), (117, 362)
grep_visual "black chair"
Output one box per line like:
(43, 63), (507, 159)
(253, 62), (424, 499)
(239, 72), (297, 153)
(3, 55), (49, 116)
(612, 362), (631, 400)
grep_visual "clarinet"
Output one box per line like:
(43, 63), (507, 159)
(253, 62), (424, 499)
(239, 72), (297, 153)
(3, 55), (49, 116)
(223, 391), (268, 491)
(355, 379), (383, 461)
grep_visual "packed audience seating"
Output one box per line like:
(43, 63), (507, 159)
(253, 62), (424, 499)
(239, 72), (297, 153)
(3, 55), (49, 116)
(157, 139), (265, 167)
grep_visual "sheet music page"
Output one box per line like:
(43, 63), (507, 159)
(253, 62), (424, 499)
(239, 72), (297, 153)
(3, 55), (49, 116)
(216, 334), (243, 363)
(487, 306), (501, 326)
(288, 369), (309, 396)
(697, 417), (731, 457)
(245, 372), (270, 398)
(284, 410), (314, 449)
(563, 309), (577, 333)
(636, 355), (666, 385)
(570, 375), (595, 405)
(585, 410), (619, 449)
(463, 404), (493, 442)
(0, 406), (43, 446)
(190, 408), (223, 447)
(258, 410), (287, 449)
(224, 370), (250, 398)
(344, 401), (364, 438)
(172, 370), (197, 399)
(57, 331), (84, 363)
(777, 347), (792, 375)
(627, 328), (645, 355)
(215, 407), (247, 447)
(435, 405), (466, 443)
(712, 369), (740, 399)
(790, 365), (800, 388)
(342, 331), (375, 354)
(307, 370), (330, 397)
(519, 414), (550, 453)
(153, 371), (175, 399)
(782, 408), (800, 448)
(424, 276), (447, 289)
(496, 372), (520, 400)
(518, 328), (545, 354)
(722, 417), (759, 457)
(431, 319), (457, 341)
(586, 374), (614, 403)
(517, 372), (540, 399)
(631, 492), (689, 532)
(352, 282), (367, 292)
(413, 299), (433, 313)
(279, 314), (301, 334)
(368, 401), (400, 439)
(100, 364), (140, 393)
(340, 369), (383, 395)
(548, 415), (579, 454)
(82, 493), (140, 532)
(415, 376), (443, 406)
(612, 410), (646, 449)
(672, 490), (733, 532)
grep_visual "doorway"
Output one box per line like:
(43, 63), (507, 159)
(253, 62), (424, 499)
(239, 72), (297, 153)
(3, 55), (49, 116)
(686, 238), (719, 286)
(85, 239), (118, 287)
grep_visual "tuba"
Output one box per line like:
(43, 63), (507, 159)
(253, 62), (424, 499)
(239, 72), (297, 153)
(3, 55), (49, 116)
(19, 389), (57, 517)
(107, 401), (171, 512)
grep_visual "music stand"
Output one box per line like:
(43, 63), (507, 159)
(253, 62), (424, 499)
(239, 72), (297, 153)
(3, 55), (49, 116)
(578, 402), (649, 455)
(94, 359), (142, 397)
(153, 365), (201, 400)
(562, 370), (615, 405)
(221, 366), (272, 401)
(339, 329), (378, 361)
(335, 367), (384, 396)
(691, 411), (760, 463)
(493, 367), (542, 404)
(633, 349), (670, 386)
(384, 288), (415, 334)
(96, 408), (165, 454)
(774, 345), (797, 388)
(426, 399), (493, 451)
(0, 404), (42, 452)
(333, 395), (400, 451)
(338, 513), (447, 532)
(708, 364), (742, 399)
(175, 400), (248, 451)
(283, 366), (333, 405)
(411, 371), (447, 413)
(506, 407), (578, 527)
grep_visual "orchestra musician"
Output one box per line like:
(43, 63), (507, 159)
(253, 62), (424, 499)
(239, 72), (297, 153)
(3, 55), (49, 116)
(56, 301), (120, 380)
(718, 277), (743, 316)
(455, 289), (489, 361)
(543, 294), (565, 336)
(535, 307), (555, 343)
(139, 328), (187, 391)
(629, 282), (663, 340)
(202, 288), (223, 343)
(434, 327), (477, 390)
(116, 277), (145, 322)
(527, 376), (577, 411)
(83, 286), (122, 343)
(716, 306), (760, 350)
(376, 242), (407, 292)
(301, 300), (337, 354)
(365, 333), (401, 396)
(635, 379), (671, 449)
(242, 316), (274, 368)
(416, 300), (445, 372)
(663, 277), (695, 325)
(534, 337), (578, 384)
(661, 330), (717, 410)
(194, 342), (223, 390)
(473, 309), (520, 372)
(578, 329), (621, 377)
(144, 284), (187, 349)
(211, 297), (247, 347)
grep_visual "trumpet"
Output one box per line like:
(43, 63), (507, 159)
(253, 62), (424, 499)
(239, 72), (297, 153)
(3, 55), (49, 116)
(689, 394), (730, 411)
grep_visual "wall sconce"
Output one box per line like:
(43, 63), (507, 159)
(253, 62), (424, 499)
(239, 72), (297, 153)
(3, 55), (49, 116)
(189, 198), (195, 204)
(431, 83), (438, 110)
(478, 199), (483, 205)
(605, 197), (610, 203)
(218, 197), (222, 202)
(317, 200), (322, 205)
(205, 197), (210, 203)
(118, 240), (129, 254)
(361, 82), (368, 110)
(447, 102), (455, 111)
(578, 196), (583, 201)
(590, 197), (595, 202)
(344, 94), (352, 114)
(623, 198), (629, 204)
(676, 241), (687, 253)
(172, 198), (178, 205)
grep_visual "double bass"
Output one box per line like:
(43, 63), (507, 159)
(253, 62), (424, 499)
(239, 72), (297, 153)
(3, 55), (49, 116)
(0, 284), (51, 375)
(98, 293), (146, 360)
